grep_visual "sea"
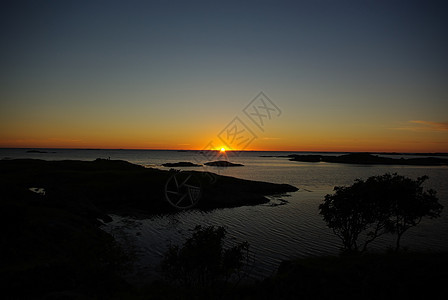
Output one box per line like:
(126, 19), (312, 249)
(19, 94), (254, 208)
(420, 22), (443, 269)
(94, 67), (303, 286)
(2, 148), (448, 281)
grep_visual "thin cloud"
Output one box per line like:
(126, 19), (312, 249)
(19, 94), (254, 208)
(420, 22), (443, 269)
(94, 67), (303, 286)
(394, 120), (448, 132)
(410, 120), (448, 132)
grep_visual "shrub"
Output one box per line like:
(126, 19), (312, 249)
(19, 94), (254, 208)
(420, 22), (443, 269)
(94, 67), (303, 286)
(161, 225), (251, 288)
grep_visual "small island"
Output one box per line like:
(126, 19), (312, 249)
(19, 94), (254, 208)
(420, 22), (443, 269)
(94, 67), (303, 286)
(162, 161), (202, 167)
(205, 160), (244, 167)
(289, 153), (448, 166)
(26, 149), (50, 153)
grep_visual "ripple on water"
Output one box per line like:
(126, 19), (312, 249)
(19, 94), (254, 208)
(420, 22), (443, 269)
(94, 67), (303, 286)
(101, 165), (448, 280)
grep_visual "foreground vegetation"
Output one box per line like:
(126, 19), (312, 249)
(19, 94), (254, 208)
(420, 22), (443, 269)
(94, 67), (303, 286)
(127, 226), (448, 299)
(1, 159), (446, 298)
(116, 248), (448, 300)
(320, 173), (443, 253)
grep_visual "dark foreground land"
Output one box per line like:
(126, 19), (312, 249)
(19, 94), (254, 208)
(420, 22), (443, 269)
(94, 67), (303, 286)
(0, 158), (297, 214)
(1, 158), (447, 299)
(0, 158), (295, 298)
(138, 252), (448, 300)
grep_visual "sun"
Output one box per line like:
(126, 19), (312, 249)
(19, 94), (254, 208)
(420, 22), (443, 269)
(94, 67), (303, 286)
(220, 147), (226, 152)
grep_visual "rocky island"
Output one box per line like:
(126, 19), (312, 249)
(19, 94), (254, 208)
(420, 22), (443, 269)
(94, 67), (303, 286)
(204, 160), (244, 167)
(289, 153), (448, 166)
(162, 161), (202, 167)
(26, 149), (55, 153)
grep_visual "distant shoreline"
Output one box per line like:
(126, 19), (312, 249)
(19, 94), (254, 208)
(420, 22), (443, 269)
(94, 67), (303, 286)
(288, 153), (448, 166)
(1, 147), (447, 156)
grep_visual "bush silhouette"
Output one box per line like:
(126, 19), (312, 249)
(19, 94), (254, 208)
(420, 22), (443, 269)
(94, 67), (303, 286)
(161, 225), (250, 288)
(319, 173), (443, 253)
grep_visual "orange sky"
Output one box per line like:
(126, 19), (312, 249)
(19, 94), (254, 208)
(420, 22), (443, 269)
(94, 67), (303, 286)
(1, 1), (447, 153)
(1, 117), (447, 153)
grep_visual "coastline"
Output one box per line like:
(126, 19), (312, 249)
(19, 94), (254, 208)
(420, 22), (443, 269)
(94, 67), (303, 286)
(2, 157), (447, 298)
(0, 158), (298, 297)
(0, 158), (298, 215)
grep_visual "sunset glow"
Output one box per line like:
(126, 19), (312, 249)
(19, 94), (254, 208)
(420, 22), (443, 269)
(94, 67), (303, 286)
(1, 1), (447, 153)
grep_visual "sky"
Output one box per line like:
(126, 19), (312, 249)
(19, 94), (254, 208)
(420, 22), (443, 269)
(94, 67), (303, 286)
(1, 0), (447, 152)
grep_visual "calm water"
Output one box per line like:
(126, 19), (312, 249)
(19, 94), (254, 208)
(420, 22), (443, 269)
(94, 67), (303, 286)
(3, 148), (448, 280)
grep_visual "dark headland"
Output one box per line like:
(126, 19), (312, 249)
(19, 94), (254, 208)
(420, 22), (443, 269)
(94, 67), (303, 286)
(288, 152), (448, 166)
(0, 158), (296, 216)
(0, 158), (297, 297)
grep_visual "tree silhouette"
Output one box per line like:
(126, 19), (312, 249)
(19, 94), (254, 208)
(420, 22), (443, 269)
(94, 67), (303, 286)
(383, 175), (442, 251)
(161, 225), (251, 288)
(319, 173), (443, 253)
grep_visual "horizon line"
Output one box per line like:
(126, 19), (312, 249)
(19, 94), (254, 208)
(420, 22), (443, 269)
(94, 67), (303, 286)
(1, 147), (447, 155)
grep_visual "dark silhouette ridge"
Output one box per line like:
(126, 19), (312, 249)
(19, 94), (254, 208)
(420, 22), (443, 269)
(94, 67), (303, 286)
(289, 152), (448, 166)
